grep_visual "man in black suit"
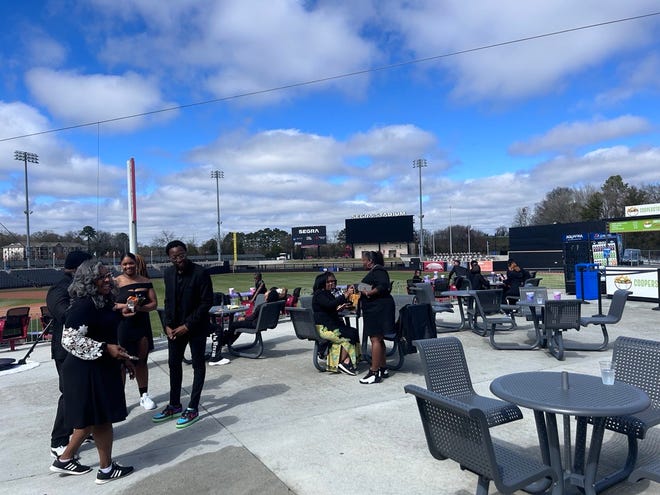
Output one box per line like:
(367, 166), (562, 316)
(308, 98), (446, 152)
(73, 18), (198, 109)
(47, 250), (92, 458)
(152, 240), (213, 429)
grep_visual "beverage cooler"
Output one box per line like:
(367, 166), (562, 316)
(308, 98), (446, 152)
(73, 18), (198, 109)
(562, 233), (618, 294)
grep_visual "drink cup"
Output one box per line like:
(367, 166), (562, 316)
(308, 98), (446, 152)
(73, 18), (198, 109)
(599, 360), (615, 385)
(536, 296), (544, 305)
(553, 291), (561, 300)
(526, 291), (534, 302)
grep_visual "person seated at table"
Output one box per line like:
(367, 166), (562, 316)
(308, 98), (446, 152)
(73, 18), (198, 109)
(448, 259), (469, 289)
(468, 260), (491, 290)
(311, 272), (360, 376)
(223, 287), (281, 346)
(248, 272), (267, 304)
(502, 259), (531, 303)
(407, 269), (424, 294)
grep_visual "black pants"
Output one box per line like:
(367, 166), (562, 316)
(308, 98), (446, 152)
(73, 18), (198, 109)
(167, 332), (207, 410)
(225, 318), (257, 345)
(51, 358), (72, 448)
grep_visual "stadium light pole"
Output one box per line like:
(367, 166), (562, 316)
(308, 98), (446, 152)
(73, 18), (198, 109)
(211, 170), (224, 262)
(413, 158), (427, 259)
(14, 151), (38, 268)
(449, 205), (453, 256)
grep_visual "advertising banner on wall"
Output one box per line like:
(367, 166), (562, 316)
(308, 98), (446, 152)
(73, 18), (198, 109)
(624, 203), (660, 217)
(608, 218), (660, 233)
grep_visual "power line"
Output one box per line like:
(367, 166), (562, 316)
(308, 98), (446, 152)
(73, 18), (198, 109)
(1, 10), (658, 143)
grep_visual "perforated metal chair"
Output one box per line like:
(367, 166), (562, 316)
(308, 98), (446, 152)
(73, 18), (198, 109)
(581, 336), (660, 492)
(543, 300), (582, 360)
(575, 289), (631, 351)
(404, 384), (556, 495)
(414, 337), (522, 427)
(629, 458), (660, 484)
(410, 283), (454, 332)
(411, 283), (453, 313)
(228, 301), (285, 359)
(288, 307), (327, 372)
(471, 289), (516, 337)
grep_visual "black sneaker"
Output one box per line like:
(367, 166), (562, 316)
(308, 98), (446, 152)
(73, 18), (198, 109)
(359, 369), (382, 384)
(379, 367), (390, 379)
(95, 461), (134, 484)
(337, 361), (357, 376)
(50, 457), (92, 475)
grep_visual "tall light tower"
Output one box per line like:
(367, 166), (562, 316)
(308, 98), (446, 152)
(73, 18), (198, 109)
(211, 170), (224, 262)
(449, 205), (453, 256)
(14, 151), (38, 268)
(412, 158), (427, 259)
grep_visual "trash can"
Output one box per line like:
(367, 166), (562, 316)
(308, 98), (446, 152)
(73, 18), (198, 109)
(575, 263), (599, 300)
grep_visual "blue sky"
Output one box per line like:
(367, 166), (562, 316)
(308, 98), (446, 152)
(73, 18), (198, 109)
(1, 1), (659, 247)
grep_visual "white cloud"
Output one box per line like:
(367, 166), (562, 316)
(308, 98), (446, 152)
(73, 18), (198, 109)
(509, 115), (652, 155)
(24, 68), (176, 131)
(90, 0), (377, 106)
(382, 0), (660, 103)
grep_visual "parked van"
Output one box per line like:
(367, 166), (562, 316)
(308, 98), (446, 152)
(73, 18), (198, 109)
(276, 253), (288, 261)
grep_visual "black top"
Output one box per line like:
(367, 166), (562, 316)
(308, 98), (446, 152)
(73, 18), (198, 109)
(360, 264), (395, 336)
(46, 272), (74, 360)
(468, 269), (490, 290)
(504, 268), (530, 292)
(490, 371), (650, 417)
(312, 288), (347, 329)
(163, 261), (213, 335)
(117, 281), (153, 342)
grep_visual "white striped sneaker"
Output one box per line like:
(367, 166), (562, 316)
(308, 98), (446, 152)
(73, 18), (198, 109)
(95, 461), (134, 484)
(50, 458), (92, 475)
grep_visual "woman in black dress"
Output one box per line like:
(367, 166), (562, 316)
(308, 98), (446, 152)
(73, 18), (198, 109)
(358, 251), (395, 384)
(115, 253), (158, 411)
(50, 260), (135, 484)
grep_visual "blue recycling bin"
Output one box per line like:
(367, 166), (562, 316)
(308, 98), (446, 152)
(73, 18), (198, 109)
(575, 263), (599, 300)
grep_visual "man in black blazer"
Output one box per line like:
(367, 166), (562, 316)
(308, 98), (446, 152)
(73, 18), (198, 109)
(152, 240), (213, 429)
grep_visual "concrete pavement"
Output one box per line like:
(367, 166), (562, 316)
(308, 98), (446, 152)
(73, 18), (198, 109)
(1, 296), (659, 495)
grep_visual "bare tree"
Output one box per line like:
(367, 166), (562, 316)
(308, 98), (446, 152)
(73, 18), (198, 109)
(532, 187), (581, 224)
(151, 230), (178, 248)
(512, 206), (531, 227)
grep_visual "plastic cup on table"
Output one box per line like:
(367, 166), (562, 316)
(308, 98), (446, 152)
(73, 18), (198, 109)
(525, 291), (534, 302)
(599, 360), (615, 385)
(536, 296), (545, 305)
(553, 291), (562, 300)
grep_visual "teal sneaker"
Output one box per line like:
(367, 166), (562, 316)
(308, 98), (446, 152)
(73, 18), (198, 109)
(152, 404), (182, 423)
(176, 408), (200, 429)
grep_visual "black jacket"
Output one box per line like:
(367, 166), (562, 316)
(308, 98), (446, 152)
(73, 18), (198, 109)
(163, 261), (213, 336)
(46, 272), (74, 361)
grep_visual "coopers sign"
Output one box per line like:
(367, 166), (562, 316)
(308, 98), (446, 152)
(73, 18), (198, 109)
(292, 226), (327, 246)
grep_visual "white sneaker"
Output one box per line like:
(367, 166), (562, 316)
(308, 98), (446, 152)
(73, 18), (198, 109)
(140, 393), (157, 410)
(209, 357), (230, 366)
